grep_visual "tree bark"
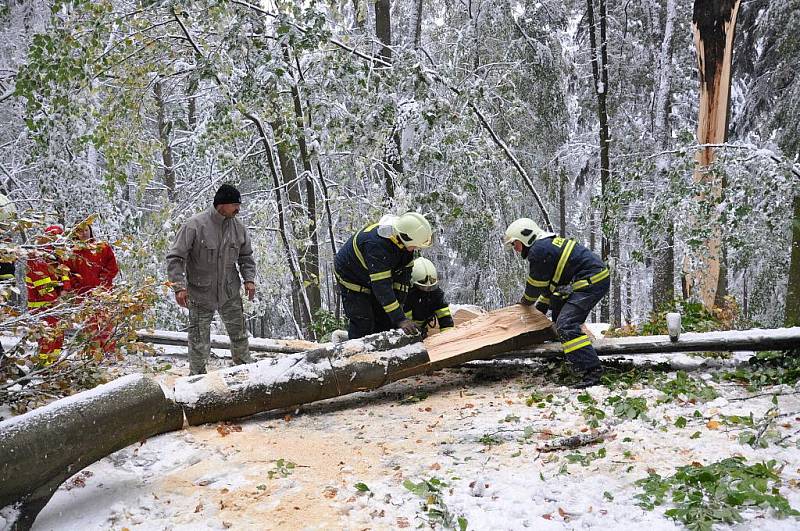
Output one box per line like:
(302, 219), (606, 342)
(689, 0), (741, 307)
(154, 80), (175, 200)
(652, 0), (677, 312)
(175, 306), (556, 425)
(175, 330), (428, 425)
(587, 0), (614, 325)
(285, 46), (322, 323)
(0, 375), (183, 529)
(786, 193), (800, 326)
(374, 0), (401, 202)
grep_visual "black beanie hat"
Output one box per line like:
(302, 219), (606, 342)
(213, 184), (241, 207)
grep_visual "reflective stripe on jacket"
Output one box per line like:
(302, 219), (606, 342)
(403, 286), (454, 331)
(334, 223), (414, 324)
(26, 255), (70, 309)
(522, 236), (608, 308)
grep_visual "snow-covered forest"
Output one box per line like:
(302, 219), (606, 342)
(2, 0), (798, 339)
(3, 1), (800, 529)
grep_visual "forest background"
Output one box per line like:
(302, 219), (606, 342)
(1, 0), (799, 343)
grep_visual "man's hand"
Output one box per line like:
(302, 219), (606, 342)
(534, 302), (549, 315)
(244, 281), (256, 301)
(516, 297), (534, 307)
(175, 289), (188, 308)
(397, 319), (419, 336)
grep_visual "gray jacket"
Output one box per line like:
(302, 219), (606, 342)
(166, 207), (256, 310)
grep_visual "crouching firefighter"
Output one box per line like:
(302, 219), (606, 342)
(334, 213), (433, 340)
(403, 257), (454, 339)
(503, 218), (610, 388)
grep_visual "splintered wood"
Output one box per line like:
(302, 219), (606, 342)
(423, 305), (556, 369)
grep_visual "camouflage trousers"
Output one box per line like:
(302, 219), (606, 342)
(188, 296), (253, 375)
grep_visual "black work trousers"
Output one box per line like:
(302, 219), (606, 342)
(340, 287), (399, 340)
(551, 278), (610, 372)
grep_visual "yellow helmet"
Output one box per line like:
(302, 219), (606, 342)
(503, 217), (554, 249)
(393, 212), (433, 248)
(411, 257), (438, 288)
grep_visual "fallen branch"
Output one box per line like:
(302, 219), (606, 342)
(537, 427), (611, 452)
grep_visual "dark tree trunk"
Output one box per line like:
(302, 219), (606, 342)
(587, 0), (615, 325)
(786, 193), (800, 326)
(154, 81), (175, 200)
(374, 0), (401, 202)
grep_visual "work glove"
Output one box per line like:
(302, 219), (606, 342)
(534, 302), (550, 315)
(397, 319), (420, 336)
(516, 297), (534, 307)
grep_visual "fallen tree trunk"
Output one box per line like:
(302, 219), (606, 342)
(502, 327), (800, 358)
(175, 330), (430, 425)
(137, 329), (318, 354)
(0, 374), (183, 530)
(176, 306), (556, 425)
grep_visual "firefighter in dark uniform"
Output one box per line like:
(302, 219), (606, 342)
(403, 257), (454, 338)
(504, 218), (610, 388)
(334, 212), (433, 340)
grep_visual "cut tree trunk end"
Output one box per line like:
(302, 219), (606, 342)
(0, 374), (183, 530)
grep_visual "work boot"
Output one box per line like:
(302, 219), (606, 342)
(572, 366), (604, 389)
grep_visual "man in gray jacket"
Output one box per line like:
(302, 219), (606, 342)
(166, 184), (257, 375)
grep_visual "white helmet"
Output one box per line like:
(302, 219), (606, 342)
(411, 257), (438, 288)
(0, 193), (16, 222)
(393, 212), (433, 248)
(503, 218), (554, 249)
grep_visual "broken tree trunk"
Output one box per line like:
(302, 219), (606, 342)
(176, 306), (556, 425)
(0, 374), (183, 530)
(136, 329), (318, 354)
(503, 327), (800, 358)
(424, 304), (557, 369)
(175, 330), (429, 425)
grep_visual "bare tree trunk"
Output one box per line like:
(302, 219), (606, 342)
(412, 0), (424, 49)
(559, 163), (566, 237)
(652, 0), (677, 312)
(271, 121), (313, 336)
(353, 0), (367, 29)
(587, 0), (615, 325)
(786, 193), (800, 326)
(689, 0), (741, 307)
(375, 0), (401, 202)
(243, 112), (311, 338)
(154, 81), (175, 200)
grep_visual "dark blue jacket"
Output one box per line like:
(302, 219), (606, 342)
(403, 286), (454, 333)
(334, 223), (414, 324)
(522, 236), (608, 309)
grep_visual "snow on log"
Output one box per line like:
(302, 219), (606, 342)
(502, 327), (800, 358)
(136, 329), (319, 354)
(424, 304), (557, 369)
(175, 330), (429, 426)
(0, 374), (183, 529)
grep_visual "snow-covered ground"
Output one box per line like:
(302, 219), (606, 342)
(4, 344), (798, 531)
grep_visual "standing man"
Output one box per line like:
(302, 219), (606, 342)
(403, 257), (454, 338)
(334, 212), (433, 339)
(503, 218), (610, 388)
(167, 184), (257, 375)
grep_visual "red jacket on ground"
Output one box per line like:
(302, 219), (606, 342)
(25, 253), (70, 309)
(67, 242), (119, 294)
